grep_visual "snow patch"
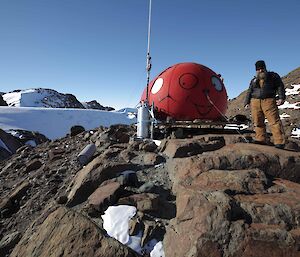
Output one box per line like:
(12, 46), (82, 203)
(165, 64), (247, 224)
(153, 140), (161, 146)
(101, 205), (165, 256)
(280, 113), (290, 119)
(291, 128), (300, 138)
(102, 205), (136, 245)
(278, 101), (300, 110)
(285, 84), (300, 96)
(0, 106), (135, 140)
(151, 241), (165, 257)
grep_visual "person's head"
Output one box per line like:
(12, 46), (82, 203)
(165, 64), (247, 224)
(255, 60), (267, 79)
(255, 60), (266, 72)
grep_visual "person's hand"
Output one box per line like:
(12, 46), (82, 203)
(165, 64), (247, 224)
(244, 104), (249, 109)
(276, 99), (284, 106)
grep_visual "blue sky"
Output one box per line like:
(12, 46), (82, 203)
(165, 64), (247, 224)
(0, 0), (299, 109)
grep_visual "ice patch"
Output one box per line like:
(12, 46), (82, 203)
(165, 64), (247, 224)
(153, 140), (161, 146)
(291, 128), (300, 138)
(278, 101), (300, 110)
(285, 84), (300, 96)
(280, 113), (290, 119)
(101, 205), (165, 256)
(102, 205), (136, 245)
(150, 241), (165, 257)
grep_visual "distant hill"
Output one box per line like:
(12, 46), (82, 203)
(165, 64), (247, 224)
(82, 100), (115, 111)
(282, 67), (300, 86)
(227, 66), (300, 137)
(2, 88), (114, 110)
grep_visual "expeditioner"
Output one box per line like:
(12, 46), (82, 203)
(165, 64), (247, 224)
(244, 60), (286, 149)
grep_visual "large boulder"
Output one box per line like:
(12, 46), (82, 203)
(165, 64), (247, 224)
(10, 207), (139, 257)
(67, 154), (140, 206)
(0, 129), (23, 159)
(168, 143), (300, 192)
(161, 137), (225, 158)
(0, 181), (31, 218)
(164, 175), (300, 257)
(187, 168), (268, 194)
(0, 94), (7, 106)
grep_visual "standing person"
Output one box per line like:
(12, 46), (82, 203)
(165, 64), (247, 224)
(244, 60), (286, 149)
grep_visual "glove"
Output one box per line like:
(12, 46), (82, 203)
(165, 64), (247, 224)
(276, 99), (284, 106)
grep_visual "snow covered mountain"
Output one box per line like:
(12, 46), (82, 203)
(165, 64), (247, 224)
(3, 88), (84, 108)
(2, 88), (114, 110)
(0, 106), (136, 140)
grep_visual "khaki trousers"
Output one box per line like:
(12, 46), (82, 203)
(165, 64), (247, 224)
(250, 98), (285, 145)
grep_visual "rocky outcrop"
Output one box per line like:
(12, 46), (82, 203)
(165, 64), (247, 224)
(164, 139), (300, 257)
(161, 137), (225, 158)
(66, 157), (140, 206)
(0, 129), (49, 161)
(1, 124), (300, 257)
(10, 207), (139, 257)
(0, 94), (7, 106)
(164, 175), (300, 257)
(83, 100), (115, 111)
(167, 142), (300, 192)
(0, 129), (23, 158)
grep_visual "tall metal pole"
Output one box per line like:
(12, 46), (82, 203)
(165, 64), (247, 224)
(146, 0), (152, 103)
(136, 0), (153, 139)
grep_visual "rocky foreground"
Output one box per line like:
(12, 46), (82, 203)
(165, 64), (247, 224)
(1, 125), (300, 257)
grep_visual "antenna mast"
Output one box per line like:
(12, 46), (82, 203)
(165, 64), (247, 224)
(146, 0), (152, 102)
(136, 0), (153, 140)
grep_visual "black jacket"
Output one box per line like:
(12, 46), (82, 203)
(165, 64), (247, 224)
(244, 71), (285, 105)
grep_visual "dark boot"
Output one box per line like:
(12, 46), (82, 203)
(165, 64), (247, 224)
(275, 144), (285, 149)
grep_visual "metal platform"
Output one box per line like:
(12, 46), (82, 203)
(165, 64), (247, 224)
(155, 119), (250, 130)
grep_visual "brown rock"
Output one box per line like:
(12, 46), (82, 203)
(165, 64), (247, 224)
(140, 141), (158, 152)
(141, 222), (156, 247)
(106, 125), (131, 143)
(120, 150), (137, 162)
(162, 138), (225, 158)
(10, 207), (139, 257)
(0, 181), (31, 216)
(103, 148), (121, 159)
(165, 179), (300, 257)
(118, 193), (160, 212)
(189, 169), (268, 194)
(168, 143), (300, 192)
(129, 218), (144, 236)
(143, 153), (165, 166)
(234, 223), (300, 257)
(0, 128), (23, 154)
(195, 240), (222, 257)
(66, 155), (139, 206)
(88, 182), (122, 212)
(48, 148), (65, 161)
(235, 179), (300, 228)
(0, 231), (21, 257)
(56, 195), (68, 205)
(164, 189), (229, 257)
(70, 125), (85, 136)
(25, 159), (42, 173)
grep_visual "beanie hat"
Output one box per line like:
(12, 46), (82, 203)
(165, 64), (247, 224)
(255, 60), (266, 70)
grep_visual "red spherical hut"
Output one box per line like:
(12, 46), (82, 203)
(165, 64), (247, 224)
(141, 62), (228, 121)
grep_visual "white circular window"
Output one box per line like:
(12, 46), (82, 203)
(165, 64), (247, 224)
(151, 78), (164, 94)
(211, 76), (223, 91)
